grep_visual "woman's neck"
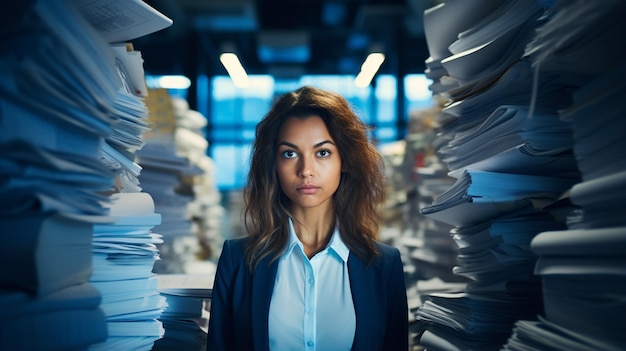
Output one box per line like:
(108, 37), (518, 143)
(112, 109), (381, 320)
(291, 205), (335, 258)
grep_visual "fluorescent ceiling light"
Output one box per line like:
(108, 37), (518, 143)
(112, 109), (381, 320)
(148, 75), (191, 89)
(354, 53), (385, 88)
(220, 53), (250, 88)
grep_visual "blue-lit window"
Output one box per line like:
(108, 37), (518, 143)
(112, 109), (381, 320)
(207, 76), (274, 189)
(204, 74), (432, 190)
(405, 74), (434, 111)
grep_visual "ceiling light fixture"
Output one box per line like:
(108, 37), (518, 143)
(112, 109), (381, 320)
(220, 53), (249, 88)
(155, 75), (191, 89)
(145, 75), (191, 89)
(354, 52), (385, 88)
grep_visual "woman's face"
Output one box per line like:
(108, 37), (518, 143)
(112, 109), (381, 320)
(276, 115), (342, 211)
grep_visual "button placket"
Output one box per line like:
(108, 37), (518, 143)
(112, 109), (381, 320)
(303, 254), (316, 350)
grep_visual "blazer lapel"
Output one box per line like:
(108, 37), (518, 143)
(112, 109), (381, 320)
(251, 257), (279, 351)
(347, 253), (377, 351)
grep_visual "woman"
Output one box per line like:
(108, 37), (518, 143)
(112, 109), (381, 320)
(206, 86), (408, 350)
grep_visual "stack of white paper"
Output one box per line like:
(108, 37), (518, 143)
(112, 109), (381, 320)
(524, 0), (626, 81)
(99, 47), (151, 194)
(0, 1), (122, 348)
(414, 0), (590, 349)
(561, 62), (626, 183)
(153, 273), (214, 351)
(422, 0), (504, 95)
(0, 283), (108, 350)
(417, 169), (578, 350)
(417, 291), (542, 350)
(517, 226), (626, 350)
(420, 169), (577, 227)
(136, 142), (200, 273)
(408, 167), (461, 282)
(170, 96), (226, 264)
(89, 192), (167, 350)
(425, 0), (544, 100)
(408, 219), (459, 281)
(0, 0), (119, 216)
(438, 59), (573, 131)
(1, 0), (173, 349)
(505, 317), (622, 351)
(451, 211), (566, 293)
(73, 0), (173, 195)
(71, 0), (173, 44)
(398, 151), (469, 325)
(500, 1), (626, 349)
(439, 105), (575, 177)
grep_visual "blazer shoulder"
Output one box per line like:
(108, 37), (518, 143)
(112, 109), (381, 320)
(223, 236), (249, 251)
(370, 241), (403, 274)
(348, 241), (401, 271)
(217, 237), (250, 267)
(374, 241), (401, 259)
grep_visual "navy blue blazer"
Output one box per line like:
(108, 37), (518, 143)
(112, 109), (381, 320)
(206, 237), (409, 351)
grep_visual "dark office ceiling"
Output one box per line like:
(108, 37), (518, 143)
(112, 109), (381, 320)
(136, 0), (438, 79)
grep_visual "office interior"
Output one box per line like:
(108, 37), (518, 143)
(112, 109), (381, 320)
(2, 0), (625, 350)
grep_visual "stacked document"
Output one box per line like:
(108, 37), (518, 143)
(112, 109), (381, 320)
(500, 1), (626, 350)
(89, 192), (167, 350)
(1, 0), (172, 350)
(505, 317), (622, 351)
(417, 170), (577, 351)
(437, 59), (569, 134)
(0, 212), (111, 349)
(426, 0), (544, 100)
(439, 105), (575, 177)
(504, 75), (626, 351)
(153, 273), (215, 351)
(0, 0), (118, 216)
(406, 165), (462, 283)
(441, 8), (539, 96)
(0, 283), (108, 350)
(136, 142), (199, 273)
(415, 208), (564, 350)
(422, 0), (505, 95)
(420, 169), (578, 227)
(517, 227), (626, 350)
(171, 96), (226, 263)
(414, 0), (597, 349)
(417, 291), (542, 350)
(451, 210), (566, 293)
(399, 159), (467, 325)
(524, 0), (626, 81)
(74, 0), (173, 194)
(99, 45), (151, 193)
(407, 219), (459, 282)
(0, 212), (99, 297)
(72, 0), (173, 43)
(560, 62), (626, 183)
(0, 1), (120, 349)
(568, 170), (626, 229)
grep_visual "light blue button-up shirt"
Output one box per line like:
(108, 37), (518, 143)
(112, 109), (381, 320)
(268, 218), (356, 351)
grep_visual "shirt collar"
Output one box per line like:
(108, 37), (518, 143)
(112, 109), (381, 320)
(284, 217), (350, 262)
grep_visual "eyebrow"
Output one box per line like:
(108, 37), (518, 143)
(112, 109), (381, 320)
(277, 140), (335, 149)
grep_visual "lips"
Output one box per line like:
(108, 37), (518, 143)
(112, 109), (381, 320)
(297, 184), (320, 194)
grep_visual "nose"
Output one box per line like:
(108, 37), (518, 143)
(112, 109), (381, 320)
(298, 156), (313, 178)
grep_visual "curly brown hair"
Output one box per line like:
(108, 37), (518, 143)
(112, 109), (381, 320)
(243, 85), (386, 270)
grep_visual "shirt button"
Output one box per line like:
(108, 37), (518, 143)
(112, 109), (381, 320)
(308, 278), (314, 284)
(307, 341), (314, 347)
